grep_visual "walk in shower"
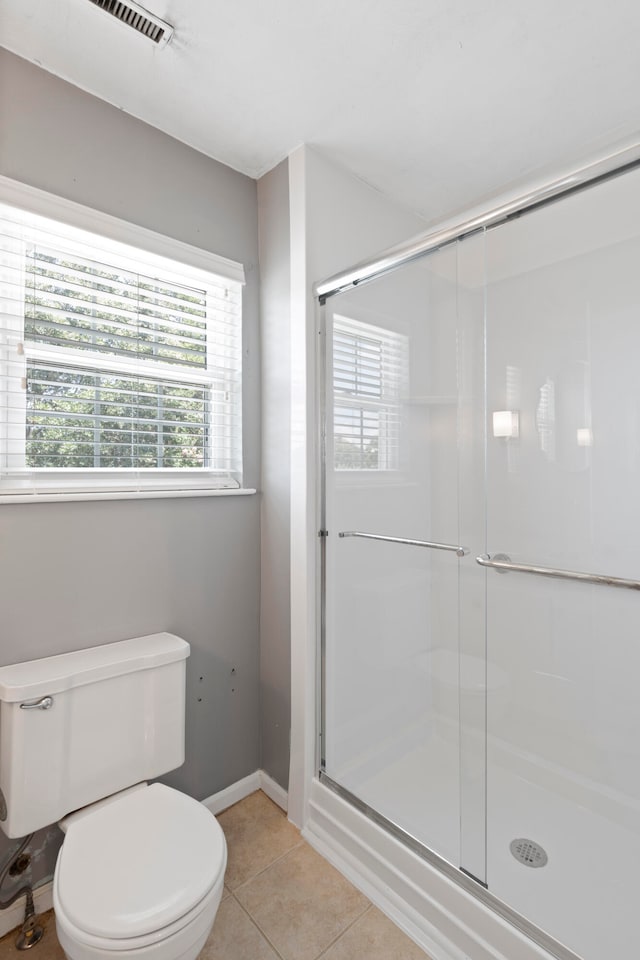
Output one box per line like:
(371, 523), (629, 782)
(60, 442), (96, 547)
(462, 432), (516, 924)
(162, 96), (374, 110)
(317, 156), (640, 960)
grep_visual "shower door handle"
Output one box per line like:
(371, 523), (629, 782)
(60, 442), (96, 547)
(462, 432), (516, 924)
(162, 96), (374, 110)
(476, 554), (640, 591)
(339, 531), (469, 557)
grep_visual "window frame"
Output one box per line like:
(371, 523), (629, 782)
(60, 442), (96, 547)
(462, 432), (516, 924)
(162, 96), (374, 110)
(0, 176), (252, 503)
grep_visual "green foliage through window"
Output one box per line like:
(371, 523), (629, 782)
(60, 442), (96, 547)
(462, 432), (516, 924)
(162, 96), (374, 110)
(22, 247), (216, 470)
(0, 197), (243, 490)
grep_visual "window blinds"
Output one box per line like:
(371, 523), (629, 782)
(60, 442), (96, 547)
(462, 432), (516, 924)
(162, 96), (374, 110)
(332, 314), (408, 471)
(0, 200), (243, 495)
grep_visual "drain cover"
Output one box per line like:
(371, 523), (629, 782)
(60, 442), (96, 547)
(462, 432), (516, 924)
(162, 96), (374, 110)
(510, 838), (548, 868)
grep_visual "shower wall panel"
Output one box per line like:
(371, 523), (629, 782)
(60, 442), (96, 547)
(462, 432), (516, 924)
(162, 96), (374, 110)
(484, 167), (640, 959)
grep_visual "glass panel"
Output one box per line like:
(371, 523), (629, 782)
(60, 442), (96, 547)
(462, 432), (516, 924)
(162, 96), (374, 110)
(323, 247), (467, 866)
(484, 166), (640, 958)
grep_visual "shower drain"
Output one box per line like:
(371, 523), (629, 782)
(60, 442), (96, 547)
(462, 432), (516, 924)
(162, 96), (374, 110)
(510, 838), (548, 868)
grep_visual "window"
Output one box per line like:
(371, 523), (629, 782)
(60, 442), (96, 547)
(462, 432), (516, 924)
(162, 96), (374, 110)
(0, 187), (244, 497)
(332, 314), (408, 471)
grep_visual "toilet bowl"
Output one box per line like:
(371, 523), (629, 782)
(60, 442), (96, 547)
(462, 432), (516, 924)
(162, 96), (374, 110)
(53, 783), (227, 960)
(0, 633), (227, 960)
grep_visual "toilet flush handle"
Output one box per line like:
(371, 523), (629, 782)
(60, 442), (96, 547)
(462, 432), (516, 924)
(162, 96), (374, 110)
(19, 696), (53, 711)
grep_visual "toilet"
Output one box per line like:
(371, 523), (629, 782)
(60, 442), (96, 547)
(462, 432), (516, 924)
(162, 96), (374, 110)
(0, 633), (227, 960)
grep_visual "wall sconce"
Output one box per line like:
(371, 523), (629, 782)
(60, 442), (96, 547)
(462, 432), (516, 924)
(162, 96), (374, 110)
(493, 410), (519, 439)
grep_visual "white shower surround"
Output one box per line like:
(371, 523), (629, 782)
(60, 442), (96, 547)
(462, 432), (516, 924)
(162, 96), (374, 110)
(294, 141), (640, 960)
(304, 779), (554, 960)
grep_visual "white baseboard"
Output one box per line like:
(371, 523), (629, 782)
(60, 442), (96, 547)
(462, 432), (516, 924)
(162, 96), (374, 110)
(202, 769), (288, 816)
(304, 778), (554, 960)
(201, 771), (262, 815)
(0, 879), (53, 939)
(258, 771), (288, 811)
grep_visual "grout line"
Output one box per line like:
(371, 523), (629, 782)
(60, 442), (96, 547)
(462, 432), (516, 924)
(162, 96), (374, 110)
(229, 838), (305, 895)
(256, 787), (287, 814)
(231, 892), (288, 960)
(314, 903), (373, 959)
(227, 829), (371, 960)
(232, 886), (372, 960)
(217, 787), (283, 818)
(221, 797), (374, 960)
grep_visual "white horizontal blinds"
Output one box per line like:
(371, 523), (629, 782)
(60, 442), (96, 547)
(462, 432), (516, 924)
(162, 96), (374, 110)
(0, 201), (243, 492)
(24, 365), (213, 469)
(25, 246), (211, 366)
(332, 314), (408, 471)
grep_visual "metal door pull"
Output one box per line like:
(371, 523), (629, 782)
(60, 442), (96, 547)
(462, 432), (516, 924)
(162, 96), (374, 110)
(339, 531), (468, 557)
(476, 554), (640, 591)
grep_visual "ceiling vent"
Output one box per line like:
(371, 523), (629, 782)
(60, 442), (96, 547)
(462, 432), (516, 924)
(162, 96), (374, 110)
(87, 0), (174, 46)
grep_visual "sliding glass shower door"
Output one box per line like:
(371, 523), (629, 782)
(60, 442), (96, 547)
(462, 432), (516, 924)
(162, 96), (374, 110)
(321, 240), (486, 877)
(320, 161), (640, 960)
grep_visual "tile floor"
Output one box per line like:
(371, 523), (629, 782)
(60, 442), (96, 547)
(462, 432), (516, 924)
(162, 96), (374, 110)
(0, 791), (430, 960)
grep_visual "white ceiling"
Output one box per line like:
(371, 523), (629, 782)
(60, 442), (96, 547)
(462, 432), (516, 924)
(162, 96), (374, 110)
(3, 0), (640, 222)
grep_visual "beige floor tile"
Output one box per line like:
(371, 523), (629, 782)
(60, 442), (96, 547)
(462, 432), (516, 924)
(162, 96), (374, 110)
(218, 790), (301, 889)
(0, 911), (65, 960)
(319, 906), (430, 960)
(199, 897), (279, 960)
(235, 842), (369, 960)
(221, 884), (232, 901)
(219, 790), (281, 825)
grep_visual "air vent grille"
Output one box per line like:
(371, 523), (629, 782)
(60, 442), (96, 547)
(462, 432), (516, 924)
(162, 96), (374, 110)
(87, 0), (174, 45)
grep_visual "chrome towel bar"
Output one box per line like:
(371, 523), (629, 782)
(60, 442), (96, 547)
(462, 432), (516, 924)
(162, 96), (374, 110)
(476, 554), (640, 591)
(338, 531), (468, 557)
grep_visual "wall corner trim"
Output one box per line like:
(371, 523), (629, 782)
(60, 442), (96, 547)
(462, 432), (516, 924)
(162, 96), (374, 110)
(257, 771), (288, 812)
(202, 770), (288, 816)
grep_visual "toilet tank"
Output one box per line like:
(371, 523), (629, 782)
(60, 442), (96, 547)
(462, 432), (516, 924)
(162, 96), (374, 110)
(0, 633), (189, 838)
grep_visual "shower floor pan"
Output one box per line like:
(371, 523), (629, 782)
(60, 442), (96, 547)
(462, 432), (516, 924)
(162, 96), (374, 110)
(328, 729), (638, 960)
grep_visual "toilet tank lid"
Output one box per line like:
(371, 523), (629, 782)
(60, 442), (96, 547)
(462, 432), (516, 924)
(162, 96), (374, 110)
(0, 633), (189, 702)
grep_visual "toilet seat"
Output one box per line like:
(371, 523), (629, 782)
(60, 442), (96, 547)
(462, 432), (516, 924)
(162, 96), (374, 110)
(54, 783), (226, 947)
(54, 875), (223, 954)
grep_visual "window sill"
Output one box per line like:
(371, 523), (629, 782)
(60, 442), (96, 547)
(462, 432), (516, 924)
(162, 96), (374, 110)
(0, 488), (257, 505)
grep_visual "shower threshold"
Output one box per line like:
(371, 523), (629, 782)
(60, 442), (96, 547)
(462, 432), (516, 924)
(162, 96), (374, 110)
(318, 770), (581, 960)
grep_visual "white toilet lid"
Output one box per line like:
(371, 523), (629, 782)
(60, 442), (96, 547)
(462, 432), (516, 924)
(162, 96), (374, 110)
(56, 783), (226, 940)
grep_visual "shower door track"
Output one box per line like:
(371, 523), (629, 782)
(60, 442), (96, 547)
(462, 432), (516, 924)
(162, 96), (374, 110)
(314, 142), (640, 303)
(318, 771), (581, 960)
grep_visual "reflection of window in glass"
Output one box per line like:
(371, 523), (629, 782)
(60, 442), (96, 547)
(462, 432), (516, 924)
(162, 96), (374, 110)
(333, 315), (408, 471)
(536, 376), (556, 462)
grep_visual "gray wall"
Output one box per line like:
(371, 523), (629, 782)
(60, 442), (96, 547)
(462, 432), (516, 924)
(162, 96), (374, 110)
(257, 161), (291, 789)
(0, 50), (261, 892)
